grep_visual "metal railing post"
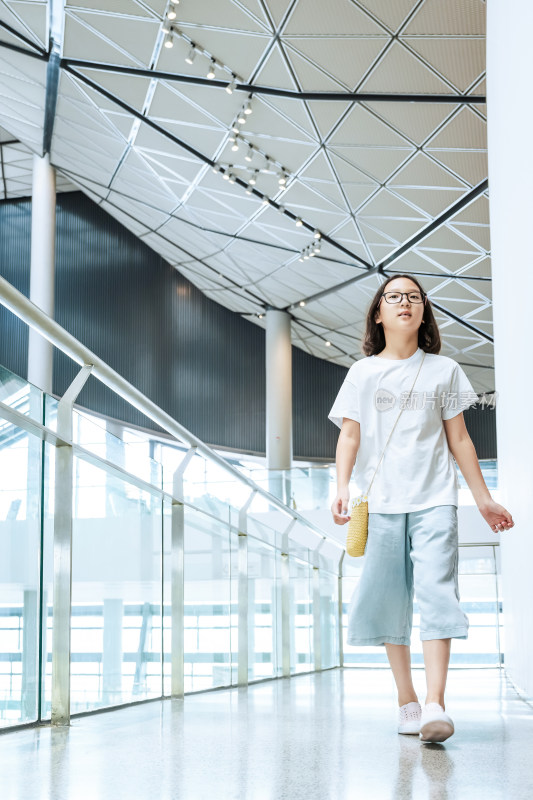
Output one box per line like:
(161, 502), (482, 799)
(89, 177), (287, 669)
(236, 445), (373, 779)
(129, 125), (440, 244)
(51, 364), (92, 726)
(171, 448), (197, 699)
(338, 551), (345, 668)
(312, 540), (326, 672)
(238, 491), (256, 686)
(281, 519), (296, 677)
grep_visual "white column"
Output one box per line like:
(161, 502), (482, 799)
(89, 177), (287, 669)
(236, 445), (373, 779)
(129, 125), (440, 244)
(28, 153), (56, 394)
(265, 308), (292, 475)
(486, 2), (533, 699)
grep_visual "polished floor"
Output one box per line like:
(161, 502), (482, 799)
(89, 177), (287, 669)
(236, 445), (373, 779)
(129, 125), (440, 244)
(1, 668), (533, 799)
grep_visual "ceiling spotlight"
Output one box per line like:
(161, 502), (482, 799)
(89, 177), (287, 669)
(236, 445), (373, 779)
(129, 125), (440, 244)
(261, 156), (271, 174)
(237, 109), (247, 125)
(185, 45), (196, 65)
(259, 314), (264, 319)
(244, 100), (252, 115)
(299, 301), (306, 307)
(231, 123), (240, 134)
(295, 217), (303, 227)
(249, 169), (259, 185)
(222, 167), (232, 180)
(314, 230), (321, 240)
(228, 133), (236, 143)
(226, 76), (237, 94)
(309, 247), (315, 257)
(228, 173), (236, 184)
(262, 197), (269, 205)
(313, 240), (321, 254)
(212, 165), (218, 174)
(164, 31), (174, 48)
(231, 138), (240, 152)
(278, 171), (287, 186)
(245, 145), (253, 162)
(207, 59), (216, 79)
(298, 254), (305, 262)
(325, 341), (331, 347)
(245, 185), (253, 194)
(167, 3), (177, 20)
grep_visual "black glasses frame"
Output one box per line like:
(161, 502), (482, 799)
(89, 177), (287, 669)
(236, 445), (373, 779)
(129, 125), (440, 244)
(381, 291), (426, 304)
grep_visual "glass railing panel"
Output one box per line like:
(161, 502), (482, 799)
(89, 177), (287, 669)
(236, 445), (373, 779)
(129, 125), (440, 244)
(157, 440), (189, 497)
(241, 468), (299, 507)
(246, 493), (285, 551)
(0, 365), (43, 424)
(319, 570), (339, 670)
(159, 444), (240, 523)
(73, 457), (162, 712)
(43, 401), (162, 489)
(247, 536), (280, 682)
(41, 447), (163, 716)
(247, 493), (308, 555)
(245, 466), (332, 511)
(289, 553), (313, 674)
(182, 505), (234, 692)
(0, 423), (42, 728)
(287, 518), (328, 562)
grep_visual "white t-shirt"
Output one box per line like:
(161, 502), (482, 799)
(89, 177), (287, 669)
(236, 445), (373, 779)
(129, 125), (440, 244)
(328, 347), (478, 513)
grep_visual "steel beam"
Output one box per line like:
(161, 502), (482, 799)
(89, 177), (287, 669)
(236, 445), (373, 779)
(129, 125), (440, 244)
(60, 59), (486, 103)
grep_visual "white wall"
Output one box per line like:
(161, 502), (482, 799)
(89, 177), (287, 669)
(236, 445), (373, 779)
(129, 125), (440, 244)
(486, 1), (533, 699)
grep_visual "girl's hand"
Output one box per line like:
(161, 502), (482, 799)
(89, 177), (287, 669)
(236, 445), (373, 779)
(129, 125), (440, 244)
(478, 499), (514, 533)
(331, 490), (351, 525)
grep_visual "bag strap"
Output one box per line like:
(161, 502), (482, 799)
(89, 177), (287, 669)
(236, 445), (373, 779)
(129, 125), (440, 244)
(365, 351), (426, 496)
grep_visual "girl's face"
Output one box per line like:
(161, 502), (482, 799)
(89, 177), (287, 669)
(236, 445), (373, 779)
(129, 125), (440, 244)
(374, 279), (425, 333)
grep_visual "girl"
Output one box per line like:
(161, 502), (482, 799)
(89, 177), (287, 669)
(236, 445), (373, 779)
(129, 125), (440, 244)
(328, 273), (514, 744)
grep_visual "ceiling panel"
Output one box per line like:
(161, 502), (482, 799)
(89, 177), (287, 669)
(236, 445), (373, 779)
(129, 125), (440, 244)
(1, 0), (48, 49)
(0, 0), (493, 385)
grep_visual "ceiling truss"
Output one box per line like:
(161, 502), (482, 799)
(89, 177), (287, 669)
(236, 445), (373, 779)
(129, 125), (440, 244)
(0, 0), (493, 389)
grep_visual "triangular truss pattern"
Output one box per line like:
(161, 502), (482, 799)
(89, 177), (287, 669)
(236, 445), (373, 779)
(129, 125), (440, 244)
(0, 0), (492, 390)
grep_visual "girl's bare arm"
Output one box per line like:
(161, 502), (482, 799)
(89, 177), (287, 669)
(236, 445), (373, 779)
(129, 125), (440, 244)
(331, 419), (360, 525)
(443, 413), (514, 532)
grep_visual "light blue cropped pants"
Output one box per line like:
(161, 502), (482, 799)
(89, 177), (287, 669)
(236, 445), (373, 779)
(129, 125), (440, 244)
(346, 504), (469, 647)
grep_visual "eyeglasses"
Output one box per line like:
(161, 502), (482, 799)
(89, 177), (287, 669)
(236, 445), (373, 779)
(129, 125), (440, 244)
(381, 291), (425, 304)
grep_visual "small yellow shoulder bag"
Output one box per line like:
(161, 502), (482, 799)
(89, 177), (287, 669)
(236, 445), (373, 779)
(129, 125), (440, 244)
(346, 352), (426, 557)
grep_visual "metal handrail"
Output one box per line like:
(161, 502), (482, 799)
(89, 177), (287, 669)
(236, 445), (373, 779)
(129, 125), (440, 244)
(0, 274), (343, 551)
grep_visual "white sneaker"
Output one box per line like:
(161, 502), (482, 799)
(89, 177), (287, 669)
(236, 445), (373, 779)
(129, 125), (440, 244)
(398, 701), (422, 734)
(419, 702), (454, 743)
